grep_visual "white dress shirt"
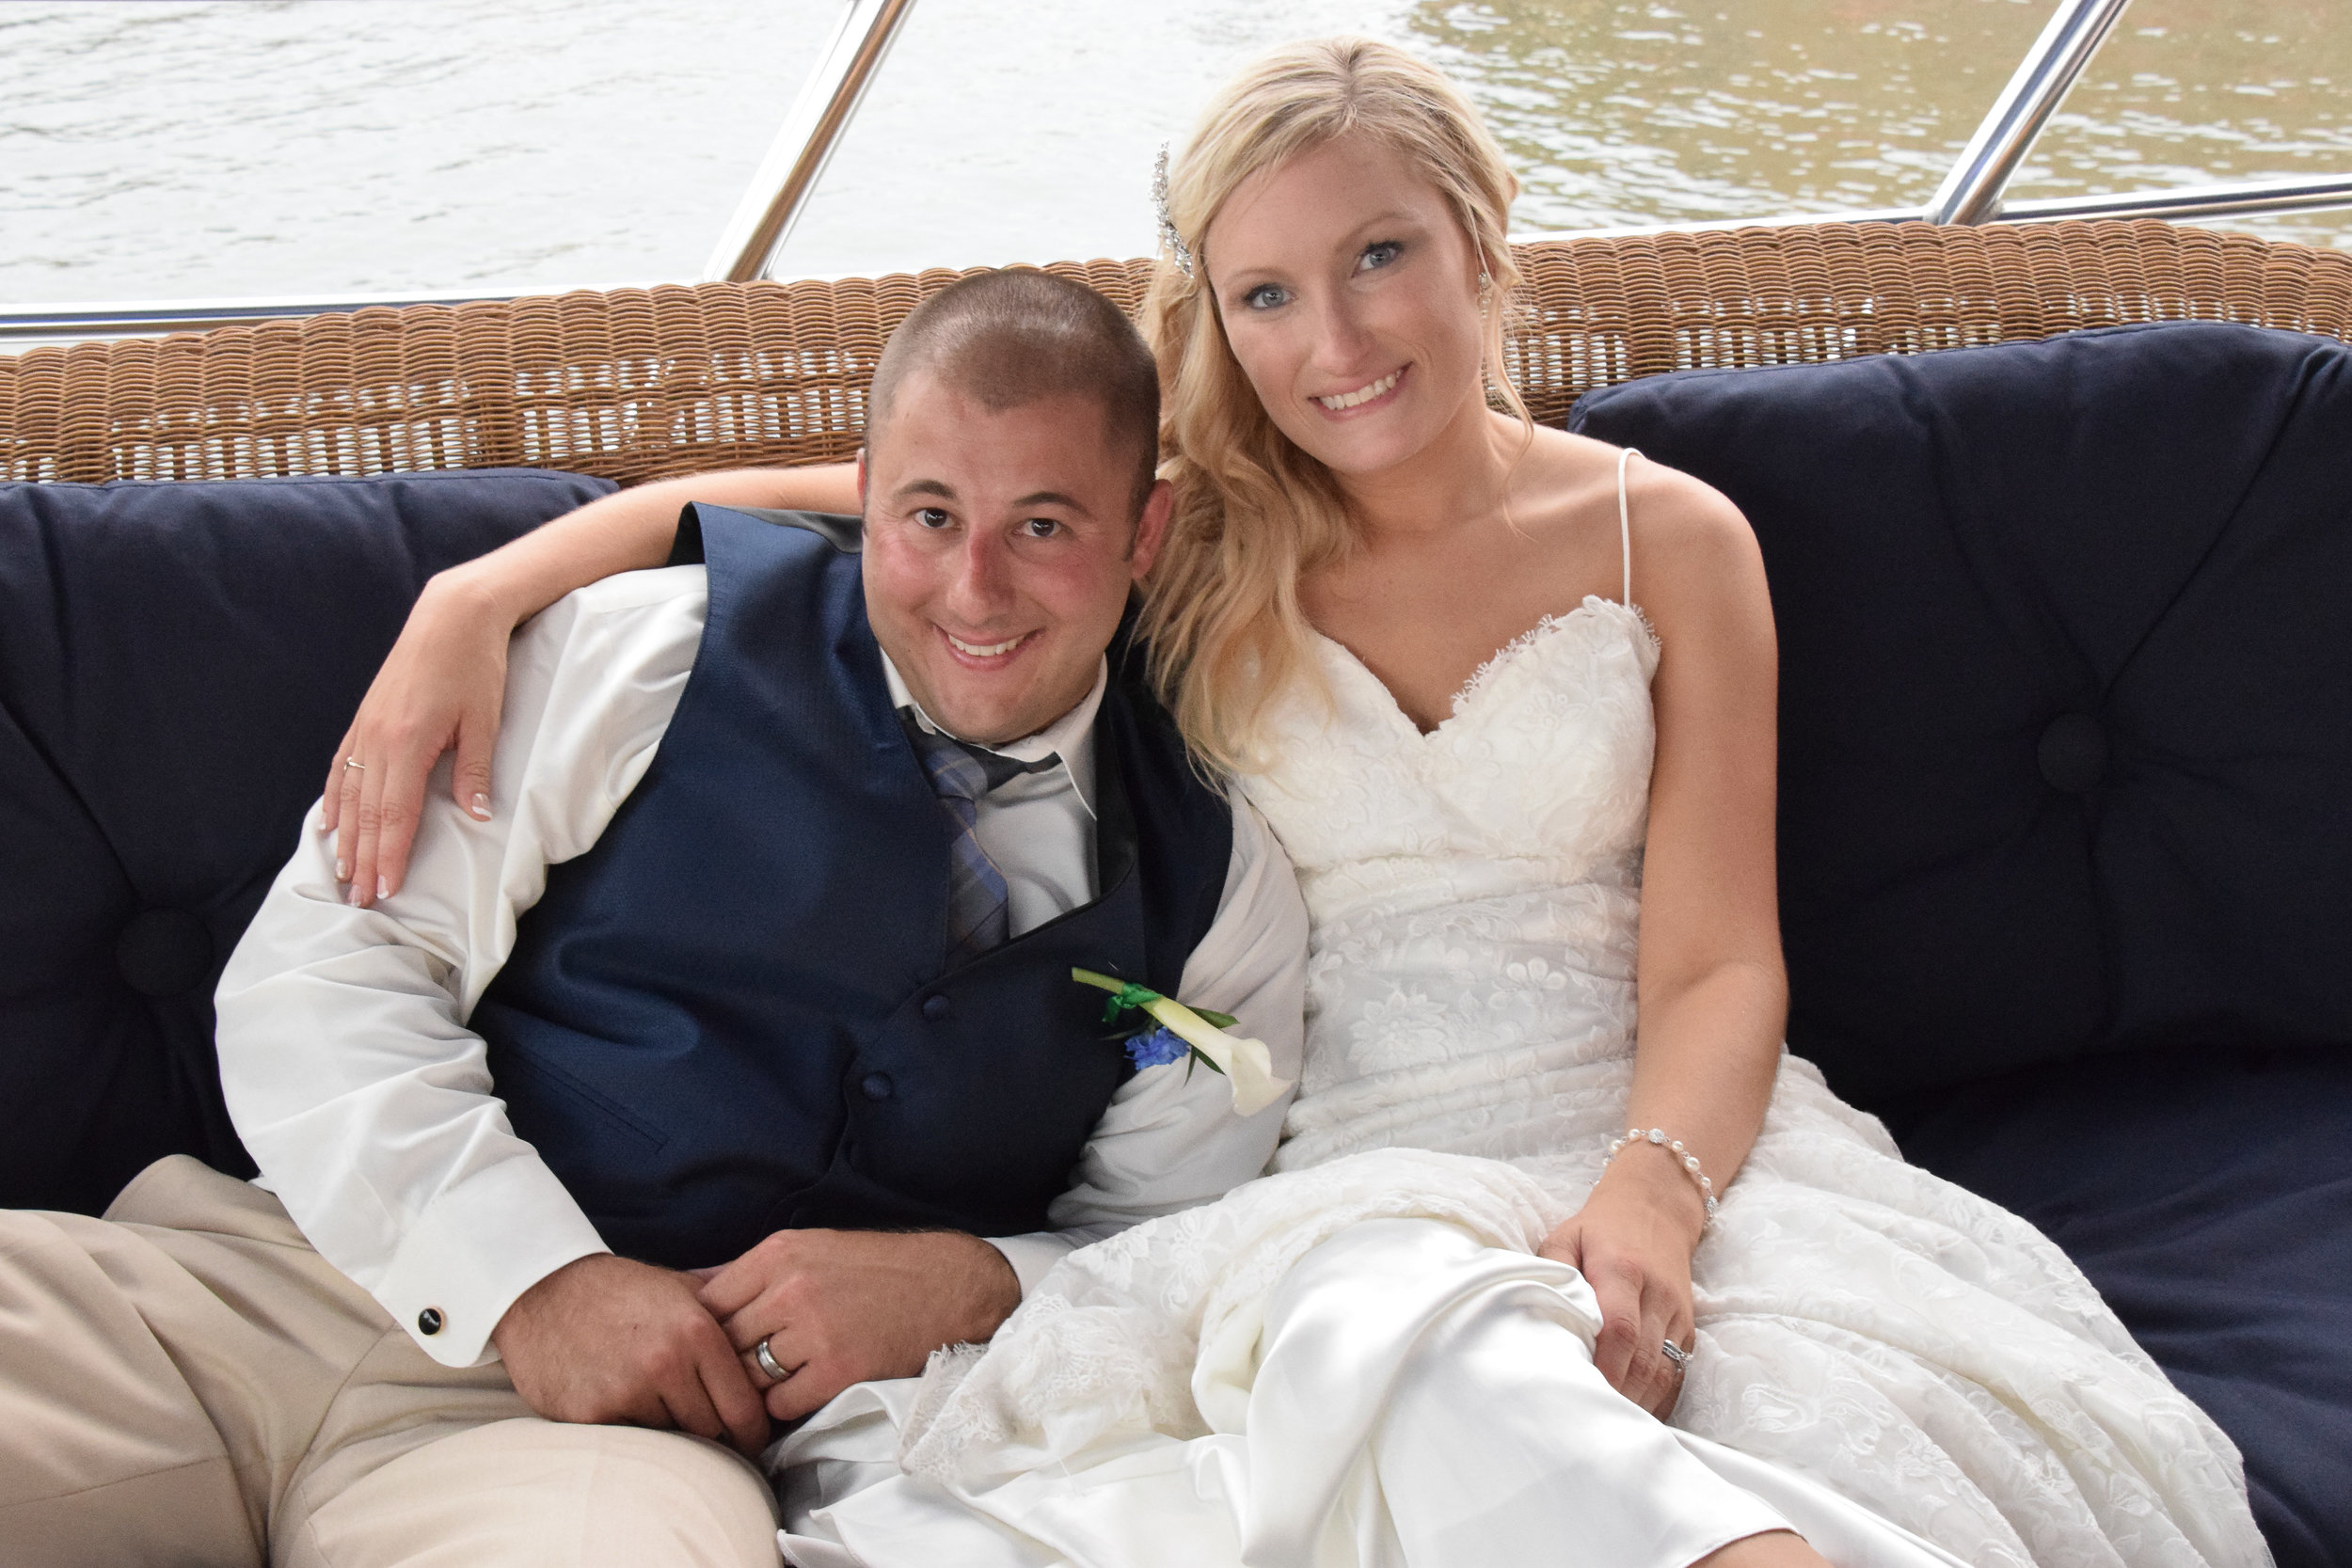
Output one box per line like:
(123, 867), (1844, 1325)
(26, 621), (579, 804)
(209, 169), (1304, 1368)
(215, 566), (1309, 1368)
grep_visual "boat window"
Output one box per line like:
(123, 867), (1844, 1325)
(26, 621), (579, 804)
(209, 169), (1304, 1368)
(0, 0), (2344, 311)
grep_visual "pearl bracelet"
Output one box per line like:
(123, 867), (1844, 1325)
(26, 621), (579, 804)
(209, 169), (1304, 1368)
(1605, 1126), (1721, 1224)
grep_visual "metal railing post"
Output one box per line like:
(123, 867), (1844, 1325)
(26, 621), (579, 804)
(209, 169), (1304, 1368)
(1993, 173), (2352, 225)
(1926, 0), (2134, 225)
(701, 0), (920, 283)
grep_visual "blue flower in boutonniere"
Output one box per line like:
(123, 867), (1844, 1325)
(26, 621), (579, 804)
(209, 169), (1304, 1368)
(1123, 1026), (1192, 1070)
(1072, 968), (1292, 1117)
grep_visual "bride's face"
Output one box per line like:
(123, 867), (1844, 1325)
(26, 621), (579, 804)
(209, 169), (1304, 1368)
(1203, 133), (1489, 479)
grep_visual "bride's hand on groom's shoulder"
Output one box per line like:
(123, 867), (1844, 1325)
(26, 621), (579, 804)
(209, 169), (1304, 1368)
(324, 567), (514, 908)
(1539, 1164), (1705, 1421)
(694, 1228), (1023, 1421)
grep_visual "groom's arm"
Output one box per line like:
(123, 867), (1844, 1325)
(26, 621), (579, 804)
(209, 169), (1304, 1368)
(215, 568), (765, 1450)
(218, 568), (706, 1362)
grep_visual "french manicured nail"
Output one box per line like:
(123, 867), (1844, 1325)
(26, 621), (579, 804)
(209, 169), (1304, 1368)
(376, 877), (389, 901)
(471, 794), (492, 820)
(335, 858), (348, 881)
(346, 884), (365, 907)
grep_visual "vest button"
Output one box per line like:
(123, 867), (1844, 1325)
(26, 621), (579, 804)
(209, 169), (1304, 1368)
(921, 994), (952, 1022)
(861, 1072), (896, 1101)
(416, 1307), (444, 1336)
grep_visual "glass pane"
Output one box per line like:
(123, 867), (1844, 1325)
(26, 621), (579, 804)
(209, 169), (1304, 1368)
(1410, 0), (2054, 229)
(0, 0), (830, 303)
(784, 0), (2080, 272)
(2007, 0), (2352, 251)
(772, 0), (1422, 277)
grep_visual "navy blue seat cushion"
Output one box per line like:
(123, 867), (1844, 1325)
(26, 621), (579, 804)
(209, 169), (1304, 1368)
(1569, 322), (2352, 1107)
(0, 468), (614, 1214)
(1888, 1049), (2352, 1568)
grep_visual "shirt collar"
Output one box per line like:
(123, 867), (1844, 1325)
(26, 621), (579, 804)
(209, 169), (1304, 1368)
(881, 651), (1104, 819)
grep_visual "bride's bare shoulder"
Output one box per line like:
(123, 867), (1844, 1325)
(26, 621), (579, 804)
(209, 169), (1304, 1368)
(1513, 424), (1753, 560)
(1624, 455), (1771, 653)
(1510, 425), (1768, 648)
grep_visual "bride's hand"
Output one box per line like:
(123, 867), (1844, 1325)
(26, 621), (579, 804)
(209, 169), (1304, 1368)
(1538, 1146), (1707, 1419)
(323, 568), (516, 906)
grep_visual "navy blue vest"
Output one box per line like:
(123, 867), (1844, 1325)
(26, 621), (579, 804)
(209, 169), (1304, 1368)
(471, 506), (1232, 1268)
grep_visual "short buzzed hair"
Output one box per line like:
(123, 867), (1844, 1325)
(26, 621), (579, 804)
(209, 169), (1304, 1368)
(866, 271), (1161, 515)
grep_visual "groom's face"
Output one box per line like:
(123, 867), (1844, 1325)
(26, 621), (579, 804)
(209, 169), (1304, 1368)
(859, 369), (1173, 746)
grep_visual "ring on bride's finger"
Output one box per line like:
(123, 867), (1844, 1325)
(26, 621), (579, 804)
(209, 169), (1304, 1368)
(755, 1337), (790, 1384)
(343, 756), (366, 770)
(1661, 1338), (1693, 1371)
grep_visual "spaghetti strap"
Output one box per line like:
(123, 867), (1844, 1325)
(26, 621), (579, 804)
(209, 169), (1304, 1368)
(1615, 447), (1640, 606)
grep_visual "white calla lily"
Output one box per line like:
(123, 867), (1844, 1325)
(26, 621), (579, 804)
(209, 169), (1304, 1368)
(1138, 996), (1292, 1117)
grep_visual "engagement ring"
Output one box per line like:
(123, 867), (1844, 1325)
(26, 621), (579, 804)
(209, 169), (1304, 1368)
(1661, 1338), (1692, 1371)
(343, 756), (366, 770)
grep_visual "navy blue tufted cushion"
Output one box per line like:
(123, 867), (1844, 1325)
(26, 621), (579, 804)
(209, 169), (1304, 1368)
(1572, 321), (2352, 1568)
(0, 469), (614, 1214)
(1569, 321), (2352, 1106)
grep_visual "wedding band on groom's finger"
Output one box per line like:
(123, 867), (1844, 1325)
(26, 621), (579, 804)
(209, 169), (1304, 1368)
(755, 1337), (792, 1385)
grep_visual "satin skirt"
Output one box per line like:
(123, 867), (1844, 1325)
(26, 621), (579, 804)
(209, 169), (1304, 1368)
(772, 1219), (1968, 1568)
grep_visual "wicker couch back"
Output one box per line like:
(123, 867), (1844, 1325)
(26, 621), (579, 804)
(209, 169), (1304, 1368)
(6, 220), (2350, 485)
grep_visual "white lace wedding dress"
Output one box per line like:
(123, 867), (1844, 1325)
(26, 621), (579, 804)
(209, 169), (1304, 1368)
(772, 562), (2269, 1568)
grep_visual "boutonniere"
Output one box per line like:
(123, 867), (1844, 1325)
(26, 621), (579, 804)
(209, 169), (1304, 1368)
(1072, 968), (1292, 1117)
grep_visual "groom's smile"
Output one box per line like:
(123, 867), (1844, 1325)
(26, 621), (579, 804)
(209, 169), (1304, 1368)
(858, 368), (1172, 746)
(943, 629), (1030, 658)
(931, 622), (1040, 682)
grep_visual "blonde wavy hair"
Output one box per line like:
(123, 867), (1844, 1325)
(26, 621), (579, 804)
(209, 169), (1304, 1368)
(1139, 37), (1527, 773)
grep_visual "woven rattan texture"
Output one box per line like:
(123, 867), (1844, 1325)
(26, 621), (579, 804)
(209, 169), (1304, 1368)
(6, 222), (2349, 485)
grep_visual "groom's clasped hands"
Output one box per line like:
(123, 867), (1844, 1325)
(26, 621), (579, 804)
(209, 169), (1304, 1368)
(491, 1228), (1023, 1455)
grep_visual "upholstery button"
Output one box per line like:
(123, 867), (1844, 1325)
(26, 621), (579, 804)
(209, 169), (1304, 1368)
(2036, 712), (2110, 793)
(417, 1307), (444, 1336)
(114, 909), (215, 998)
(861, 1072), (896, 1101)
(921, 994), (952, 1022)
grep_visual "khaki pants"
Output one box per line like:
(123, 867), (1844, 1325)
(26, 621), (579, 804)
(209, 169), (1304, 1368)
(0, 1156), (778, 1567)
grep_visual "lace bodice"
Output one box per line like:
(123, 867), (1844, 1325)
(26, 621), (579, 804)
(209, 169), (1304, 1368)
(1237, 598), (1661, 1172)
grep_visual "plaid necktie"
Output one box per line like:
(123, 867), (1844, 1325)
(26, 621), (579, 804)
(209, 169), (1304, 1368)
(902, 713), (1060, 963)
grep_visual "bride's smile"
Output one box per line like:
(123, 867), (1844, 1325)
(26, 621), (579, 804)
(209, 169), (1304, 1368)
(1312, 364), (1406, 414)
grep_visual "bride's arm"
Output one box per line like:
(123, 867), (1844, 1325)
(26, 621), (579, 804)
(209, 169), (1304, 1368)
(326, 464), (861, 906)
(1537, 458), (1786, 1420)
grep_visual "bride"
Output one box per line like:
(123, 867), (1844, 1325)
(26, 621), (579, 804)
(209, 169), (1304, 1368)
(322, 38), (2265, 1568)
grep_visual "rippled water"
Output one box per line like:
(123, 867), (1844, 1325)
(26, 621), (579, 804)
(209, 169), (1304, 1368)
(1435, 0), (2352, 242)
(0, 0), (2344, 306)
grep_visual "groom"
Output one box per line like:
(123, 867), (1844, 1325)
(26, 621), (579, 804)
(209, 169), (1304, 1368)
(0, 271), (1305, 1566)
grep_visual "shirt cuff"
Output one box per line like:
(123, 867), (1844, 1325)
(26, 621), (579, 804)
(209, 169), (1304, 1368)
(984, 1231), (1080, 1299)
(373, 1154), (612, 1367)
